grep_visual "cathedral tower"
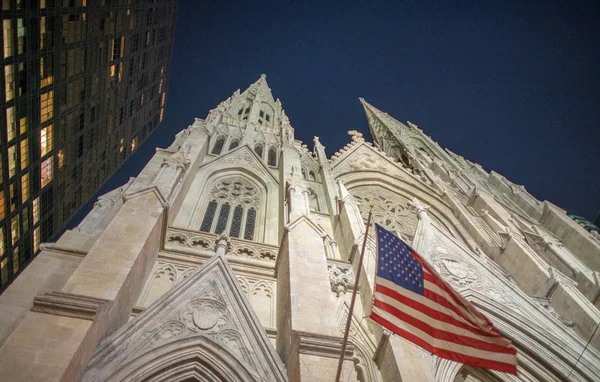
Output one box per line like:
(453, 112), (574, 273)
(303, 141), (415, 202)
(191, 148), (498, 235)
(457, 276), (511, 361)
(0, 76), (599, 382)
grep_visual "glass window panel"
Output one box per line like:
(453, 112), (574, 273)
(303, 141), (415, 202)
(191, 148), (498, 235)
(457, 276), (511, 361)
(0, 191), (5, 221)
(215, 203), (230, 234)
(243, 207), (256, 241)
(21, 173), (29, 202)
(230, 205), (243, 238)
(20, 139), (28, 170)
(40, 125), (53, 156)
(40, 156), (53, 188)
(6, 106), (16, 142)
(8, 146), (17, 178)
(11, 215), (19, 246)
(4, 64), (14, 101)
(32, 197), (40, 224)
(268, 148), (277, 166)
(40, 91), (54, 123)
(199, 200), (217, 233)
(211, 137), (224, 155)
(254, 145), (263, 158)
(228, 140), (239, 151)
(3, 19), (13, 58)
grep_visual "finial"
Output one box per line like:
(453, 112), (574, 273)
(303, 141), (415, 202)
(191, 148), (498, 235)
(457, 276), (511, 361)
(260, 73), (266, 79)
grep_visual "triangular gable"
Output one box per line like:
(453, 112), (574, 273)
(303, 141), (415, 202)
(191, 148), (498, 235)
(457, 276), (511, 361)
(201, 145), (279, 185)
(82, 254), (288, 382)
(332, 142), (412, 181)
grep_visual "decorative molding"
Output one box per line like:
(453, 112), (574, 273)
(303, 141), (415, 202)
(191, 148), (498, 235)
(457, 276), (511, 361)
(295, 331), (354, 359)
(327, 261), (355, 297)
(31, 292), (109, 320)
(165, 228), (278, 263)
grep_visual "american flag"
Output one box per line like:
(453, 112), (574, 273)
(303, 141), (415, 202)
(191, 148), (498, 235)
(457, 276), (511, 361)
(370, 224), (518, 375)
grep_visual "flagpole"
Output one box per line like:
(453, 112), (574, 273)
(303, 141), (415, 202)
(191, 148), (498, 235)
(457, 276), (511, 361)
(335, 204), (374, 382)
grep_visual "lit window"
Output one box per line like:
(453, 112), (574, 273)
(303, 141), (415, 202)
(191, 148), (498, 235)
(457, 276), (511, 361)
(0, 191), (5, 221)
(32, 197), (39, 224)
(161, 92), (166, 106)
(140, 93), (144, 105)
(1, 257), (7, 287)
(40, 91), (53, 123)
(131, 137), (137, 151)
(17, 18), (25, 54)
(8, 146), (16, 178)
(57, 149), (64, 169)
(6, 106), (15, 142)
(4, 64), (14, 101)
(40, 125), (52, 156)
(3, 0), (10, 10)
(159, 108), (164, 122)
(19, 116), (27, 135)
(19, 139), (28, 170)
(21, 173), (29, 202)
(40, 156), (53, 188)
(9, 183), (16, 212)
(33, 227), (40, 252)
(11, 215), (19, 246)
(3, 19), (13, 58)
(40, 16), (46, 48)
(110, 64), (116, 77)
(119, 138), (124, 152)
(12, 248), (19, 274)
(40, 56), (53, 87)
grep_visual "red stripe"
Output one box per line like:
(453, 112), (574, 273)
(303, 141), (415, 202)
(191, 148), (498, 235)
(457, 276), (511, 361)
(373, 299), (514, 353)
(370, 312), (517, 375)
(375, 284), (505, 341)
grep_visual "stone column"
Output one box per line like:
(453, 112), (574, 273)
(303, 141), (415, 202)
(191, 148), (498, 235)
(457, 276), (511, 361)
(214, 234), (231, 256)
(277, 218), (356, 382)
(410, 197), (432, 254)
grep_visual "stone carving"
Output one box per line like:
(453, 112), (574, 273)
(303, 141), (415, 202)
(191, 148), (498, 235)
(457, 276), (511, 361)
(351, 187), (418, 243)
(327, 262), (355, 297)
(431, 256), (483, 288)
(211, 177), (260, 208)
(183, 298), (230, 333)
(165, 229), (279, 263)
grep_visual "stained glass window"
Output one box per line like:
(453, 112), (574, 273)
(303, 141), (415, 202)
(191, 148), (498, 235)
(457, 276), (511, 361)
(268, 148), (276, 166)
(228, 139), (239, 151)
(230, 205), (244, 238)
(215, 203), (230, 234)
(254, 145), (263, 158)
(200, 200), (217, 232)
(244, 207), (256, 240)
(212, 136), (225, 155)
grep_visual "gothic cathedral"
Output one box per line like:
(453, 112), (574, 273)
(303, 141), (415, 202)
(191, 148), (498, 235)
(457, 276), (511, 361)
(1, 75), (600, 382)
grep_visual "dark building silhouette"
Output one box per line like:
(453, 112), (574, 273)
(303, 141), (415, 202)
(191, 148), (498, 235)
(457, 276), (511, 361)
(0, 0), (178, 290)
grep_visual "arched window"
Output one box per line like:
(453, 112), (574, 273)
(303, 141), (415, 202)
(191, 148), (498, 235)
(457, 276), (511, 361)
(211, 136), (225, 155)
(244, 207), (256, 241)
(199, 177), (260, 241)
(309, 170), (316, 181)
(301, 168), (307, 179)
(254, 144), (263, 159)
(307, 189), (319, 212)
(267, 148), (277, 166)
(228, 139), (239, 151)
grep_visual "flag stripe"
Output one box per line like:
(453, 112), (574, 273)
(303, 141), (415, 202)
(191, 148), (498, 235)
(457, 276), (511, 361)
(373, 297), (514, 352)
(374, 288), (510, 346)
(372, 224), (517, 375)
(371, 311), (518, 374)
(371, 307), (516, 363)
(375, 281), (504, 340)
(423, 274), (491, 330)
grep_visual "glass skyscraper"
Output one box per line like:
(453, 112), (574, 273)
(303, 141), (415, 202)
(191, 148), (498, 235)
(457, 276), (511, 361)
(0, 0), (178, 291)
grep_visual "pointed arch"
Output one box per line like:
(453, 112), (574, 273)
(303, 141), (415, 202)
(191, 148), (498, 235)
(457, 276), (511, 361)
(101, 336), (259, 382)
(267, 147), (277, 166)
(254, 144), (263, 159)
(228, 139), (239, 151)
(211, 135), (225, 155)
(309, 170), (316, 181)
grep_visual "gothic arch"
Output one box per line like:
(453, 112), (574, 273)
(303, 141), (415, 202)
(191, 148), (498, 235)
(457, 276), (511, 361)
(102, 336), (259, 382)
(338, 172), (474, 249)
(187, 169), (271, 243)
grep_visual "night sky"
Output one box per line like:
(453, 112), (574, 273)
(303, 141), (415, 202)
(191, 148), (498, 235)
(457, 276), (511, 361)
(68, 0), (600, 231)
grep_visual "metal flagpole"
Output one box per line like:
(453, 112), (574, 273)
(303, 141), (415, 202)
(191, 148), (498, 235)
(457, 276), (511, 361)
(334, 204), (374, 382)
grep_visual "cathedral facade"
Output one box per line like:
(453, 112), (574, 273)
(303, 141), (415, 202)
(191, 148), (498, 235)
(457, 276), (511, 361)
(1, 76), (600, 381)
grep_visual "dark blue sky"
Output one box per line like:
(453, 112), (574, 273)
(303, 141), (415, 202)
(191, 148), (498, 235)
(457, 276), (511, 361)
(69, 0), (600, 230)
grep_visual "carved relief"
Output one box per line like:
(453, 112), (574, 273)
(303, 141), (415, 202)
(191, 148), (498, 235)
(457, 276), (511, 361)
(431, 256), (483, 289)
(351, 187), (418, 243)
(327, 262), (355, 297)
(165, 229), (278, 263)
